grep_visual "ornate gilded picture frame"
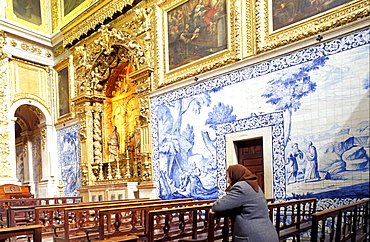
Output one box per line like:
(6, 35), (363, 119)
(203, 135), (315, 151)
(58, 0), (93, 27)
(54, 60), (71, 119)
(7, 0), (49, 33)
(256, 0), (369, 52)
(63, 0), (86, 16)
(57, 67), (70, 117)
(157, 0), (242, 87)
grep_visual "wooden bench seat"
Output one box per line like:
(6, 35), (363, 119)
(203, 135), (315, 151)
(0, 224), (42, 242)
(99, 234), (139, 242)
(0, 196), (82, 228)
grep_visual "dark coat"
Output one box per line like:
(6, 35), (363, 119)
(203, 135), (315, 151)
(212, 181), (279, 242)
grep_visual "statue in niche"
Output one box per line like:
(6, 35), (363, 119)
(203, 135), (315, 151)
(126, 118), (141, 157)
(108, 126), (120, 162)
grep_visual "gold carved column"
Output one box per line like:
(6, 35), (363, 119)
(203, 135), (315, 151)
(129, 67), (153, 184)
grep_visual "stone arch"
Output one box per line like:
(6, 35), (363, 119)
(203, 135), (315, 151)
(9, 99), (57, 197)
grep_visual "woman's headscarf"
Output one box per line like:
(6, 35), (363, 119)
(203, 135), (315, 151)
(226, 164), (259, 192)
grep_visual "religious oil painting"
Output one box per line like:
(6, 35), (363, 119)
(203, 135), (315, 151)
(167, 0), (227, 70)
(272, 0), (355, 30)
(58, 67), (70, 117)
(13, 0), (41, 25)
(64, 0), (86, 16)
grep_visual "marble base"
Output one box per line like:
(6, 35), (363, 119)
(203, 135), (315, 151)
(137, 182), (157, 199)
(78, 182), (138, 202)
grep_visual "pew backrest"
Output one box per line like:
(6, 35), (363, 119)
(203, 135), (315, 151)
(147, 204), (213, 242)
(310, 198), (369, 242)
(53, 198), (194, 242)
(267, 198), (317, 240)
(35, 197), (158, 234)
(98, 199), (216, 240)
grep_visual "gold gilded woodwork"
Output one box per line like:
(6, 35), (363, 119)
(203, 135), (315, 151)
(0, 31), (7, 59)
(61, 0), (135, 47)
(241, 0), (256, 57)
(0, 34), (10, 177)
(10, 59), (50, 112)
(10, 40), (17, 47)
(21, 43), (42, 55)
(54, 45), (65, 58)
(71, 22), (154, 185)
(256, 0), (370, 53)
(51, 0), (60, 33)
(73, 25), (146, 97)
(6, 0), (50, 34)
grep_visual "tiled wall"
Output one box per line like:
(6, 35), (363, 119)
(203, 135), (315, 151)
(57, 124), (81, 196)
(151, 28), (370, 210)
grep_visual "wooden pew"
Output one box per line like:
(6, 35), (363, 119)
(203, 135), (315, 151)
(0, 224), (42, 242)
(34, 198), (157, 236)
(97, 199), (217, 241)
(0, 196), (83, 207)
(179, 198), (317, 242)
(268, 197), (317, 241)
(146, 204), (215, 242)
(53, 198), (194, 242)
(178, 211), (230, 242)
(179, 199), (278, 242)
(0, 196), (83, 228)
(310, 198), (369, 242)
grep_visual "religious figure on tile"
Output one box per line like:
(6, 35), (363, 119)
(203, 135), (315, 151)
(286, 143), (303, 184)
(304, 141), (320, 182)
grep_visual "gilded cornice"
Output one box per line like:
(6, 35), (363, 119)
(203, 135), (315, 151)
(129, 66), (153, 97)
(6, 38), (54, 59)
(71, 94), (106, 105)
(256, 0), (370, 53)
(62, 0), (135, 47)
(128, 66), (153, 84)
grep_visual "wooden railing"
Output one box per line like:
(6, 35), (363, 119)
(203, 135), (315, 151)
(310, 198), (369, 242)
(268, 197), (317, 241)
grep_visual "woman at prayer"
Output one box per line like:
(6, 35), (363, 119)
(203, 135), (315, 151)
(212, 164), (278, 242)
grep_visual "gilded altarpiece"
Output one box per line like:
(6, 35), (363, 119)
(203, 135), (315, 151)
(69, 19), (154, 199)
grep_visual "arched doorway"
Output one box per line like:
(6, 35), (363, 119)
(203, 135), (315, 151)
(11, 100), (57, 197)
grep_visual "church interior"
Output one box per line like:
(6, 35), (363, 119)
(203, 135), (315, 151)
(0, 0), (369, 236)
